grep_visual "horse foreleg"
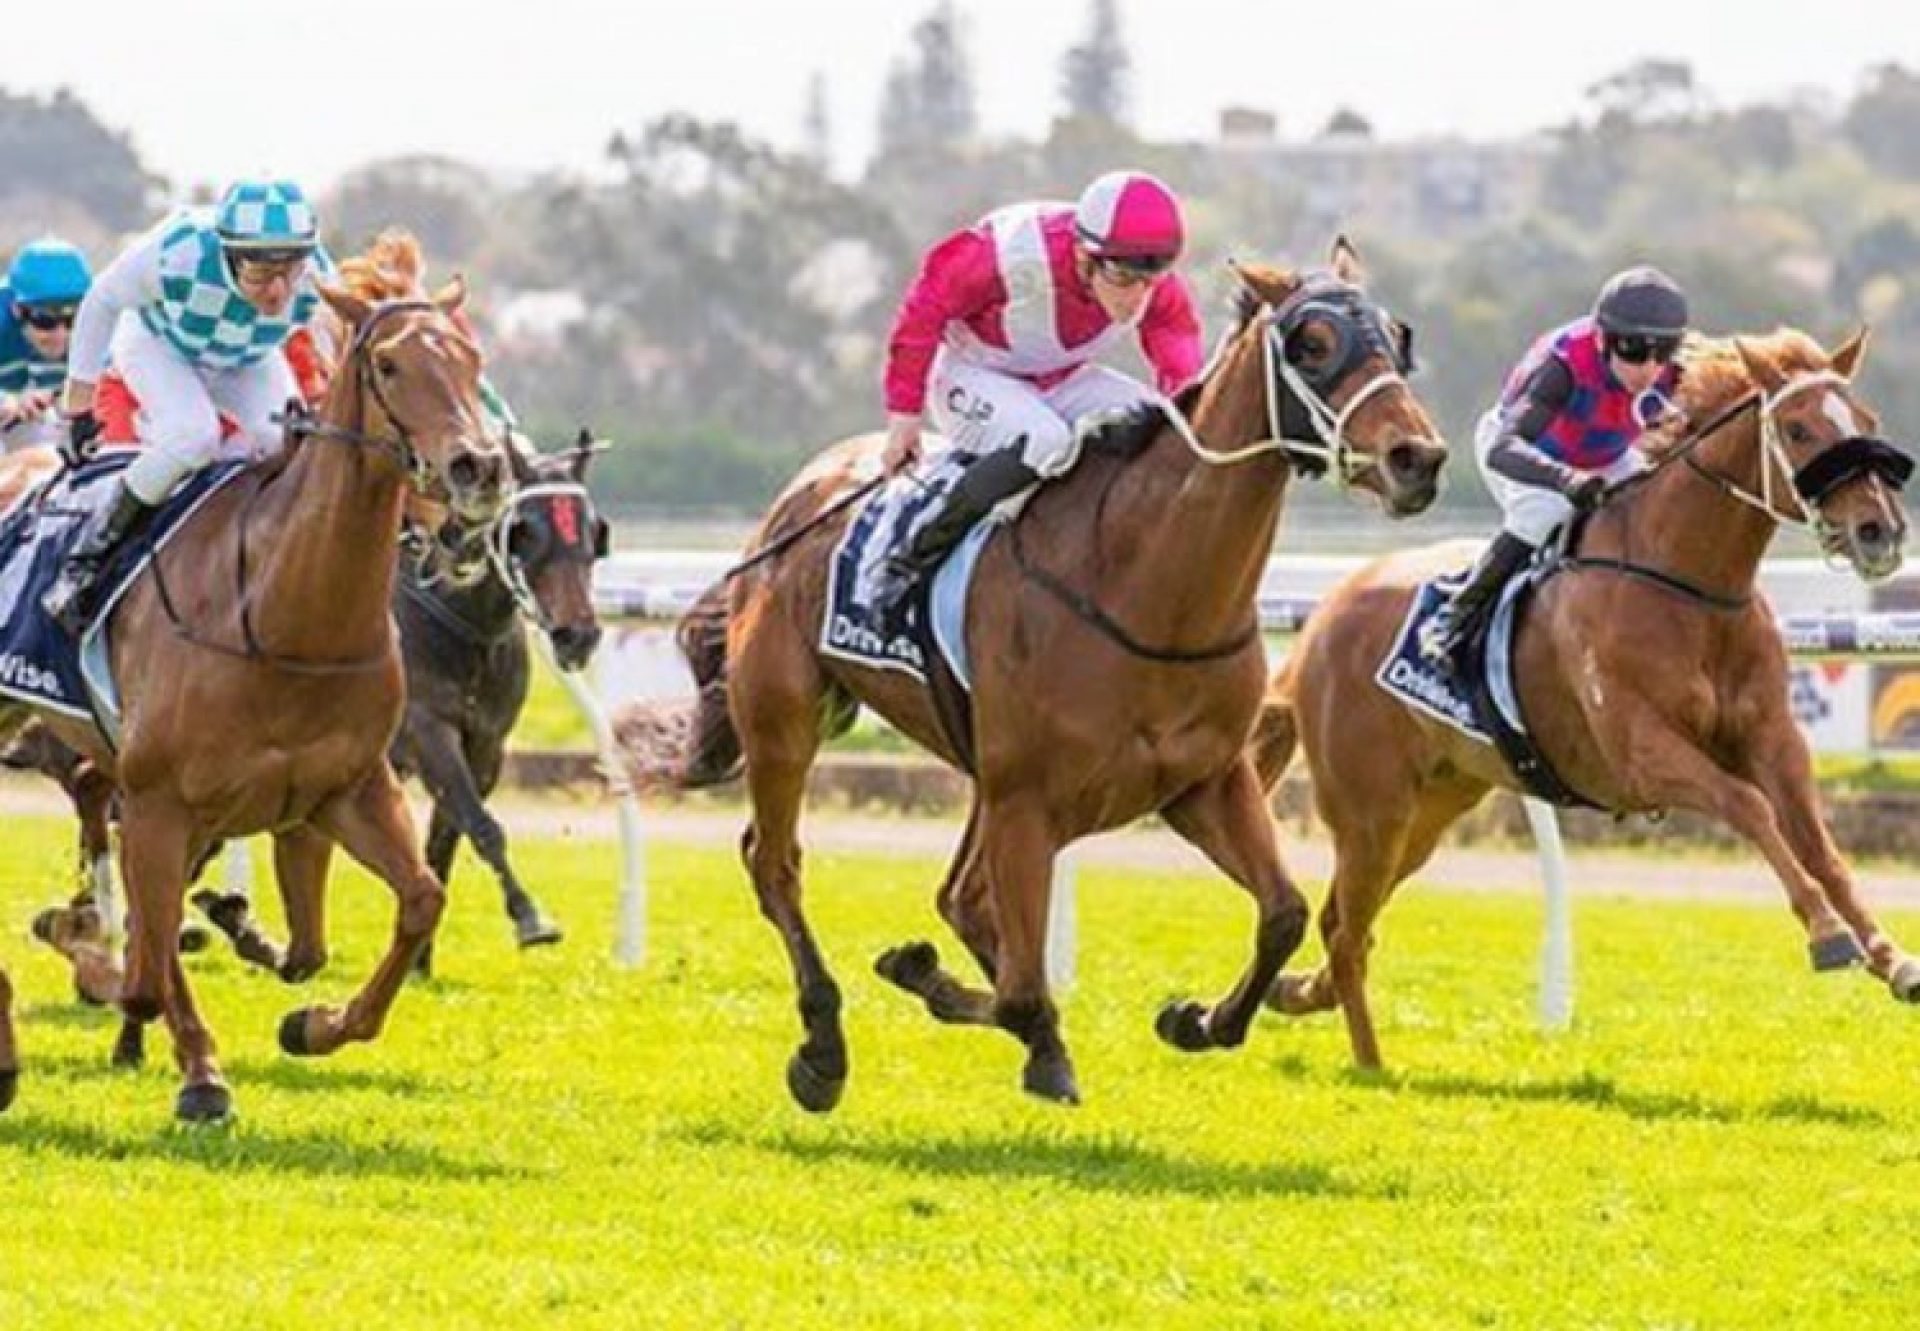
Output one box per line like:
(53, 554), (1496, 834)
(1627, 720), (1859, 969)
(875, 800), (998, 1026)
(1156, 758), (1311, 1053)
(0, 964), (17, 1111)
(1743, 721), (1918, 997)
(279, 765), (444, 1059)
(118, 801), (216, 1116)
(979, 796), (1078, 1104)
(269, 826), (333, 981)
(411, 716), (559, 952)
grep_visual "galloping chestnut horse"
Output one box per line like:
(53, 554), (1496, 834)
(1252, 328), (1913, 1069)
(0, 281), (507, 1120)
(627, 242), (1446, 1109)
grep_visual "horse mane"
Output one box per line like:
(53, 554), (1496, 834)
(1081, 282), (1278, 460)
(1641, 327), (1829, 458)
(334, 228), (428, 301)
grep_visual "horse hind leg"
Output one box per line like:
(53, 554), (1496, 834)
(875, 799), (998, 1026)
(732, 626), (847, 1112)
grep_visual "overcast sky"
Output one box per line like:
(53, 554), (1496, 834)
(6, 0), (1914, 193)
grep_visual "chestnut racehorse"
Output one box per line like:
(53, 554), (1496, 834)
(1251, 327), (1913, 1069)
(0, 280), (507, 1120)
(624, 242), (1447, 1109)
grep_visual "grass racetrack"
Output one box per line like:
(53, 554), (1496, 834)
(3, 809), (1919, 1328)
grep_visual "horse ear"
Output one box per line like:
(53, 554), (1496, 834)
(1330, 234), (1367, 285)
(318, 282), (372, 328)
(570, 427), (598, 480)
(1228, 258), (1302, 307)
(1829, 325), (1871, 380)
(1734, 337), (1786, 393)
(432, 274), (468, 316)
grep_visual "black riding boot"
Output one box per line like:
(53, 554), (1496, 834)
(1425, 532), (1535, 666)
(872, 448), (1040, 628)
(42, 480), (152, 635)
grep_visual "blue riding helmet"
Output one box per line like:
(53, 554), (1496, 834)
(7, 238), (93, 307)
(214, 178), (319, 258)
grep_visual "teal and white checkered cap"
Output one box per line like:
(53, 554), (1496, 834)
(214, 179), (318, 250)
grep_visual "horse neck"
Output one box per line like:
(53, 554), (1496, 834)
(1079, 328), (1289, 644)
(1596, 406), (1777, 600)
(410, 552), (519, 637)
(248, 368), (408, 655)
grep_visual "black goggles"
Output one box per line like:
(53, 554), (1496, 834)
(1606, 333), (1681, 365)
(227, 246), (314, 272)
(19, 304), (78, 330)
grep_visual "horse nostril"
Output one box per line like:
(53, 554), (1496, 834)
(447, 454), (481, 490)
(1859, 520), (1887, 548)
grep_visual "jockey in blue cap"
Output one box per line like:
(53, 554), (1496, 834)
(45, 178), (335, 632)
(0, 237), (92, 451)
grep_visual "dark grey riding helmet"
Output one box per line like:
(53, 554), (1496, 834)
(1593, 266), (1689, 337)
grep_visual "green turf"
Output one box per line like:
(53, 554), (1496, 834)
(3, 813), (1919, 1329)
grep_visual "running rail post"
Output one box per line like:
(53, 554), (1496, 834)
(1047, 848), (1077, 992)
(1523, 797), (1574, 1031)
(537, 636), (648, 969)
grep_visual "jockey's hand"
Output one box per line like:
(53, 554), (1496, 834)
(1565, 472), (1608, 512)
(0, 389), (56, 431)
(62, 379), (96, 419)
(882, 414), (923, 476)
(60, 411), (102, 468)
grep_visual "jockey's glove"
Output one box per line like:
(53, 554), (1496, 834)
(1565, 472), (1609, 512)
(60, 411), (102, 468)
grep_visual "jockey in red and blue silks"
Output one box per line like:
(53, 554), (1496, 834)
(870, 169), (1204, 618)
(1427, 266), (1690, 662)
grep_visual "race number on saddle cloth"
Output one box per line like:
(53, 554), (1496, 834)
(1377, 543), (1601, 809)
(821, 442), (996, 682)
(0, 450), (246, 730)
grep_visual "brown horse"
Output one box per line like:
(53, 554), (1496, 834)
(1251, 327), (1913, 1069)
(0, 280), (507, 1120)
(625, 242), (1447, 1110)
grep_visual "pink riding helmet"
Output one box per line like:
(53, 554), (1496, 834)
(1073, 171), (1186, 262)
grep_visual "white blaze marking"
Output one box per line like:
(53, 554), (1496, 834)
(1820, 390), (1860, 438)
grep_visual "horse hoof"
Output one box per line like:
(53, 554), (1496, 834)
(1155, 999), (1214, 1052)
(177, 923), (212, 955)
(785, 1051), (846, 1114)
(1890, 958), (1920, 1004)
(111, 1025), (145, 1069)
(73, 976), (109, 1008)
(30, 906), (61, 945)
(874, 941), (939, 990)
(0, 1068), (16, 1113)
(277, 955), (320, 986)
(515, 920), (564, 949)
(277, 1009), (317, 1058)
(174, 1081), (232, 1124)
(1810, 931), (1867, 972)
(1022, 1052), (1082, 1106)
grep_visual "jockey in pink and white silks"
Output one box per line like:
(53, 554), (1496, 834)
(869, 170), (1204, 620)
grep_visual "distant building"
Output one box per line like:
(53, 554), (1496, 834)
(1214, 108), (1552, 240)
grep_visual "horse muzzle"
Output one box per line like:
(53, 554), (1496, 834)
(1381, 438), (1447, 517)
(547, 622), (603, 672)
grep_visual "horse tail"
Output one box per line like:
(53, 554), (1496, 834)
(612, 579), (745, 790)
(1249, 656), (1301, 794)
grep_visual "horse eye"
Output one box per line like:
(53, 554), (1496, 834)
(508, 521), (537, 557)
(1787, 421), (1811, 446)
(376, 355), (400, 379)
